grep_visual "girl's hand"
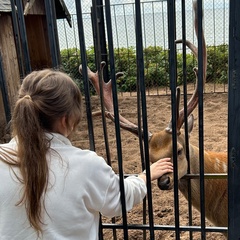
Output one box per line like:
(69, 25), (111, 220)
(149, 158), (173, 181)
(138, 158), (173, 182)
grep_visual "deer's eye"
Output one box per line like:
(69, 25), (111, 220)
(177, 148), (183, 156)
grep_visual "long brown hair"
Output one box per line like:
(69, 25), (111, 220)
(1, 69), (82, 235)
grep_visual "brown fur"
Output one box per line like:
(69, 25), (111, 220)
(150, 126), (227, 236)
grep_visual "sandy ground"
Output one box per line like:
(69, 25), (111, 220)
(70, 91), (228, 240)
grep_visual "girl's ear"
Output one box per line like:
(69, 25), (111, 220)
(60, 116), (68, 129)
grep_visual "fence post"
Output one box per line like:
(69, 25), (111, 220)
(0, 53), (11, 123)
(15, 0), (31, 75)
(228, 0), (240, 238)
(44, 0), (61, 68)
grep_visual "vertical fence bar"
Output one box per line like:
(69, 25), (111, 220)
(75, 0), (95, 151)
(196, 0), (206, 239)
(10, 0), (24, 78)
(96, 0), (109, 82)
(228, 0), (240, 238)
(135, 1), (155, 239)
(91, 1), (113, 199)
(91, 0), (114, 168)
(0, 53), (11, 123)
(135, 3), (148, 237)
(180, 0), (193, 239)
(104, 2), (125, 239)
(75, 1), (106, 238)
(104, 1), (129, 239)
(94, 0), (119, 226)
(167, 0), (180, 238)
(44, 0), (61, 68)
(135, 17), (148, 240)
(15, 0), (31, 75)
(135, 2), (148, 237)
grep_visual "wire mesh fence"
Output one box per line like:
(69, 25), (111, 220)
(57, 0), (228, 96)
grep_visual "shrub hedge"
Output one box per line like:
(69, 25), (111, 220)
(60, 44), (228, 93)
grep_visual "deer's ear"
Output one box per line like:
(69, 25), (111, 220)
(182, 114), (194, 134)
(187, 114), (194, 133)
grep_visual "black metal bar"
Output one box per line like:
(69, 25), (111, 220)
(124, 173), (227, 179)
(90, 7), (98, 74)
(167, 0), (180, 238)
(15, 0), (31, 74)
(103, 2), (125, 239)
(137, 56), (148, 238)
(135, 1), (155, 239)
(134, 2), (147, 240)
(180, 0), (193, 239)
(0, 53), (11, 123)
(96, 0), (109, 83)
(91, 3), (112, 170)
(75, 1), (95, 152)
(104, 2), (129, 239)
(135, 3), (147, 236)
(183, 173), (227, 179)
(44, 0), (60, 68)
(75, 1), (103, 238)
(196, 1), (206, 239)
(136, 44), (148, 240)
(228, 0), (240, 238)
(10, 0), (24, 78)
(101, 223), (227, 234)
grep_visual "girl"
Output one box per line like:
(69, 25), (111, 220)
(0, 69), (173, 239)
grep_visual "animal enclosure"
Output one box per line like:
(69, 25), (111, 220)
(1, 0), (240, 239)
(75, 0), (240, 239)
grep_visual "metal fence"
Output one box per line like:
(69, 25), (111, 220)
(57, 0), (229, 95)
(69, 0), (240, 239)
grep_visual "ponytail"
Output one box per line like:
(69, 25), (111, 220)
(12, 94), (49, 233)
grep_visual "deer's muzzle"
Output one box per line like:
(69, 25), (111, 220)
(158, 174), (171, 190)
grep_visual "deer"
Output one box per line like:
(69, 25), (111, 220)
(79, 0), (227, 237)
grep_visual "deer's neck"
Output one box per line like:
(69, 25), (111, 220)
(178, 143), (228, 214)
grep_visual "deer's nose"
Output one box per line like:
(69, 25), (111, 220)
(157, 175), (170, 190)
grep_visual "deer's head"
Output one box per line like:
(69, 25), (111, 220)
(149, 93), (196, 190)
(79, 0), (206, 191)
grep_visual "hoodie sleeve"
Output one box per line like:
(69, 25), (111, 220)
(86, 153), (147, 218)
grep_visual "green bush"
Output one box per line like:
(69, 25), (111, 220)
(144, 46), (169, 87)
(176, 52), (197, 85)
(114, 47), (137, 92)
(60, 44), (228, 93)
(207, 44), (228, 84)
(60, 47), (96, 94)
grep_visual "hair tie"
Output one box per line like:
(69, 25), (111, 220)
(24, 95), (33, 101)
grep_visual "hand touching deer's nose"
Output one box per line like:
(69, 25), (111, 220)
(138, 158), (173, 182)
(149, 158), (173, 181)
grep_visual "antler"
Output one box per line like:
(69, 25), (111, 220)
(167, 0), (207, 132)
(79, 62), (152, 139)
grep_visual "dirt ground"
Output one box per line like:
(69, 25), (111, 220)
(70, 90), (228, 240)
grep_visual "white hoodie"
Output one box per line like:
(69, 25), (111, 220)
(0, 133), (147, 240)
